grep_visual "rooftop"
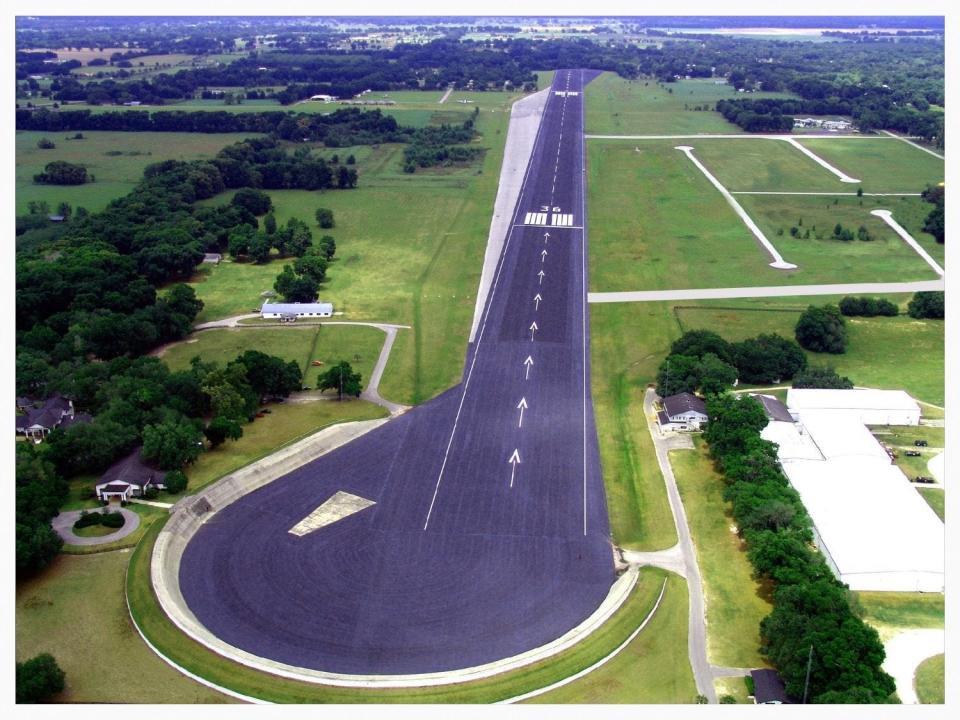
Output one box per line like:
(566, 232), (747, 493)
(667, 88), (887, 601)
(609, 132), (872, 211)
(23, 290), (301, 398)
(786, 388), (920, 413)
(662, 392), (707, 418)
(261, 302), (333, 315)
(752, 393), (794, 423)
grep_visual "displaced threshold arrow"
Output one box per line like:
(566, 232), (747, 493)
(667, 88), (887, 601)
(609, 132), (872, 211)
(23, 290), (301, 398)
(516, 397), (528, 428)
(534, 293), (542, 311)
(529, 320), (538, 341)
(541, 249), (548, 264)
(537, 269), (545, 286)
(523, 355), (534, 380)
(508, 449), (521, 488)
(543, 232), (550, 244)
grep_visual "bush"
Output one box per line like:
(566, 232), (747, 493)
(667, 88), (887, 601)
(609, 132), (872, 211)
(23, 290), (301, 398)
(839, 296), (898, 317)
(16, 653), (66, 703)
(907, 291), (944, 319)
(72, 511), (102, 529)
(144, 486), (160, 500)
(795, 304), (847, 354)
(164, 470), (188, 494)
(36, 137), (55, 149)
(100, 511), (125, 529)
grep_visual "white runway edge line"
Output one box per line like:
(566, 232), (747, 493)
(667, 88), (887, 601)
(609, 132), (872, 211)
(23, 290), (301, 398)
(588, 279), (945, 304)
(586, 133), (911, 140)
(871, 209), (945, 277)
(675, 145), (796, 270)
(783, 137), (860, 183)
(579, 69), (588, 537)
(732, 191), (921, 197)
(498, 577), (668, 704)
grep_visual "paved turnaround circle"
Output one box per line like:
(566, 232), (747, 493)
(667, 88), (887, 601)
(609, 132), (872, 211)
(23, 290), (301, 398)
(178, 69), (614, 676)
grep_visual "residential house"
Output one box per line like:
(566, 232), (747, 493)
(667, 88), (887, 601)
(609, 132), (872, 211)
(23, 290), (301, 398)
(95, 448), (166, 502)
(15, 394), (77, 442)
(657, 392), (709, 432)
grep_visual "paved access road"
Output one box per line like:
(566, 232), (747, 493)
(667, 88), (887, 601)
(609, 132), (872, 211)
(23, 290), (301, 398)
(179, 70), (615, 676)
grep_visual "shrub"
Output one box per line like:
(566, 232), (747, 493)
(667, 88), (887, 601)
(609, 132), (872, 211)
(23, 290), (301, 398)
(907, 291), (944, 319)
(73, 511), (102, 529)
(164, 470), (188, 494)
(839, 296), (898, 317)
(36, 137), (55, 149)
(16, 653), (65, 703)
(100, 511), (125, 529)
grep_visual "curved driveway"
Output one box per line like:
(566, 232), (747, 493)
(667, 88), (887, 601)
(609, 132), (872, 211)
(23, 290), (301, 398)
(53, 507), (141, 546)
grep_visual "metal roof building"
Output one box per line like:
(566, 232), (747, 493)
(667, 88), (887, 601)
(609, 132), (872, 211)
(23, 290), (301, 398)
(260, 302), (333, 319)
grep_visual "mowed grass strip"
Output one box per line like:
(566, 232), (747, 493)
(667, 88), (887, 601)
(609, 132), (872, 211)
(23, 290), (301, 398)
(584, 72), (797, 136)
(525, 572), (697, 703)
(183, 400), (387, 494)
(589, 302), (678, 550)
(795, 138), (943, 194)
(891, 195), (945, 266)
(16, 552), (233, 703)
(915, 654), (944, 704)
(16, 130), (260, 215)
(670, 438), (772, 668)
(128, 520), (685, 703)
(186, 259), (292, 324)
(854, 591), (944, 634)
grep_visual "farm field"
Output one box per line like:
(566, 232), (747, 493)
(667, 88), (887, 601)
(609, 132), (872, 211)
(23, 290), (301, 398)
(584, 72), (798, 135)
(795, 139), (944, 193)
(587, 141), (942, 293)
(671, 438), (772, 668)
(159, 324), (386, 391)
(15, 130), (259, 214)
(193, 100), (515, 405)
(16, 552), (232, 703)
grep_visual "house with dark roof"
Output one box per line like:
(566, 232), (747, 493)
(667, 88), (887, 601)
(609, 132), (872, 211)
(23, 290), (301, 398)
(15, 394), (76, 442)
(750, 669), (793, 704)
(752, 393), (796, 423)
(95, 448), (166, 502)
(657, 392), (709, 432)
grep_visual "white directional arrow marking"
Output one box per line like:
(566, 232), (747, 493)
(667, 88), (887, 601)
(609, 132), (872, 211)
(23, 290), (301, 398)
(537, 269), (545, 286)
(540, 249), (548, 264)
(516, 397), (528, 428)
(534, 293), (542, 311)
(523, 355), (534, 380)
(529, 320), (538, 341)
(543, 232), (550, 244)
(508, 449), (521, 488)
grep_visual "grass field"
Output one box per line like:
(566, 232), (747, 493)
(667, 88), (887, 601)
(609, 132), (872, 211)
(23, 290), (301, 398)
(184, 400), (387, 494)
(16, 552), (232, 703)
(795, 139), (944, 194)
(16, 130), (259, 215)
(586, 141), (942, 293)
(585, 72), (797, 136)
(128, 518), (692, 703)
(918, 489), (944, 521)
(915, 654), (944, 704)
(525, 573), (697, 703)
(891, 195), (945, 266)
(192, 97), (516, 405)
(671, 301), (944, 405)
(691, 138), (850, 192)
(854, 591), (944, 637)
(186, 259), (292, 324)
(589, 301), (678, 551)
(714, 676), (752, 703)
(671, 438), (772, 668)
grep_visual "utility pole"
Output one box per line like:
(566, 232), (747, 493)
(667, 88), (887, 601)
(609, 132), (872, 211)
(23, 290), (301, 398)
(802, 644), (814, 704)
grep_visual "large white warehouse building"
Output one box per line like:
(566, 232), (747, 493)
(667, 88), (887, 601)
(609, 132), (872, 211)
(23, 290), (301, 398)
(760, 390), (942, 593)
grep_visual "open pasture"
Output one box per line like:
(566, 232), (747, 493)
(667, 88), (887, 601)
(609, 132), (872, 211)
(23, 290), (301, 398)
(795, 138), (943, 193)
(585, 72), (798, 135)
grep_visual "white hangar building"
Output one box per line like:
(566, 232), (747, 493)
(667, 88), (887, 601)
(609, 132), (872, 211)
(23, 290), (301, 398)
(759, 391), (942, 593)
(261, 302), (333, 321)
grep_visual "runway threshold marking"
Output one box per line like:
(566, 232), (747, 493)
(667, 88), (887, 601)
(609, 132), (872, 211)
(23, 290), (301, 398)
(288, 491), (376, 536)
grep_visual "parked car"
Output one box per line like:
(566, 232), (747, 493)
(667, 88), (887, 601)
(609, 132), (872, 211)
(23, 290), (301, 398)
(904, 450), (922, 457)
(914, 476), (935, 484)
(914, 440), (929, 447)
(261, 408), (272, 414)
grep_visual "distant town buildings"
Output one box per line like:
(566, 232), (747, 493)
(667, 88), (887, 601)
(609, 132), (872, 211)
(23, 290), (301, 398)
(793, 117), (854, 131)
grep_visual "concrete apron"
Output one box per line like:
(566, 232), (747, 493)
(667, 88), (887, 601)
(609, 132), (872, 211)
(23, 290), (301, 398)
(151, 417), (640, 688)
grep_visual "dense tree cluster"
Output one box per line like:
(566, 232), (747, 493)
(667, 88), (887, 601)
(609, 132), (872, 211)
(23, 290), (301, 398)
(656, 329), (807, 394)
(795, 305), (848, 354)
(403, 109), (481, 171)
(16, 444), (67, 576)
(907, 291), (945, 319)
(704, 394), (896, 703)
(33, 160), (90, 185)
(792, 366), (855, 389)
(16, 653), (66, 703)
(921, 184), (944, 244)
(838, 296), (898, 317)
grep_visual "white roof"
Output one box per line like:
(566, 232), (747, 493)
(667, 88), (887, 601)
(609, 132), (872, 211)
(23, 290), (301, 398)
(786, 389), (920, 413)
(800, 414), (891, 462)
(760, 421), (823, 461)
(783, 458), (943, 584)
(261, 302), (333, 315)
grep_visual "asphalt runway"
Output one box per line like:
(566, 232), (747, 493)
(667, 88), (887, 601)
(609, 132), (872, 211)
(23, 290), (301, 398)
(179, 69), (615, 675)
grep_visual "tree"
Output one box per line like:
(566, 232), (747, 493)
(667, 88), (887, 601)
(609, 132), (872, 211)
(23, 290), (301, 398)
(34, 160), (89, 185)
(247, 231), (272, 264)
(164, 469), (188, 494)
(36, 137), (56, 149)
(231, 187), (272, 216)
(337, 165), (358, 189)
(907, 291), (944, 319)
(278, 218), (312, 257)
(656, 354), (702, 397)
(293, 253), (328, 284)
(203, 416), (243, 448)
(317, 361), (362, 400)
(792, 365), (854, 390)
(669, 330), (734, 364)
(315, 207), (335, 229)
(16, 653), (66, 703)
(274, 264), (319, 303)
(141, 414), (203, 470)
(56, 201), (72, 221)
(698, 352), (739, 395)
(318, 235), (336, 260)
(263, 212), (277, 235)
(732, 334), (807, 384)
(795, 304), (847, 354)
(230, 350), (302, 397)
(16, 444), (68, 575)
(165, 283), (204, 320)
(346, 154), (356, 165)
